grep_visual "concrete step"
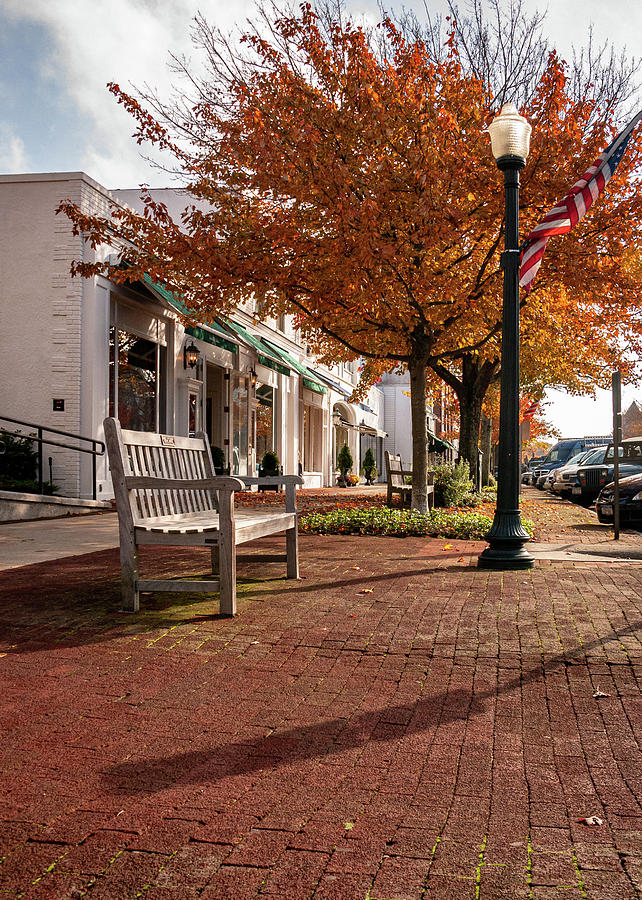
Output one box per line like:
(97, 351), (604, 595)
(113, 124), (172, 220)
(0, 489), (112, 523)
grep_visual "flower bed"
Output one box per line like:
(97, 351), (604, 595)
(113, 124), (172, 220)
(299, 506), (535, 540)
(236, 487), (540, 540)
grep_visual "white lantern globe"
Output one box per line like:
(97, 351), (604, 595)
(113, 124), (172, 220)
(488, 103), (532, 161)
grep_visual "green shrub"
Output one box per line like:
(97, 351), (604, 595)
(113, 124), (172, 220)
(457, 492), (483, 508)
(260, 450), (280, 473)
(0, 479), (58, 496)
(433, 461), (473, 508)
(336, 443), (353, 485)
(361, 448), (377, 483)
(299, 506), (534, 540)
(0, 432), (38, 482)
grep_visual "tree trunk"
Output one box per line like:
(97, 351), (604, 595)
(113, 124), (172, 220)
(431, 355), (500, 477)
(480, 414), (492, 486)
(458, 391), (484, 480)
(409, 354), (430, 513)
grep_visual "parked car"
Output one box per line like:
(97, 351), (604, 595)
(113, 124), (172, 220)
(574, 436), (642, 505)
(550, 446), (608, 498)
(530, 436), (611, 490)
(522, 456), (545, 485)
(596, 471), (642, 526)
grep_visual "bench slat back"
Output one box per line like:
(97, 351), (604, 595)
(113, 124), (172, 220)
(385, 451), (407, 488)
(104, 418), (219, 526)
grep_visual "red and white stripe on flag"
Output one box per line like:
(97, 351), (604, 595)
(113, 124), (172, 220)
(519, 110), (642, 294)
(522, 401), (539, 420)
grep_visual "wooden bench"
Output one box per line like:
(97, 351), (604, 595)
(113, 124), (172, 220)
(385, 450), (435, 509)
(104, 417), (303, 616)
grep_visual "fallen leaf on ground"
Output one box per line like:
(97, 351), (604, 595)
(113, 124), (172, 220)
(458, 556), (465, 562)
(442, 544), (453, 550)
(593, 688), (609, 698)
(359, 589), (374, 594)
(579, 815), (603, 826)
(350, 566), (361, 570)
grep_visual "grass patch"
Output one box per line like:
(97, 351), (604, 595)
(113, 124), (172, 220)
(299, 506), (534, 540)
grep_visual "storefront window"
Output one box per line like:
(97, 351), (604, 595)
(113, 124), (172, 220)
(304, 404), (324, 472)
(109, 328), (165, 432)
(255, 382), (274, 462)
(232, 374), (248, 475)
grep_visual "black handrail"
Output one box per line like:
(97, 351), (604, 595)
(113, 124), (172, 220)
(0, 415), (105, 500)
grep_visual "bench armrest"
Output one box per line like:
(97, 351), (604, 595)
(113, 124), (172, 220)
(237, 475), (305, 487)
(124, 476), (245, 492)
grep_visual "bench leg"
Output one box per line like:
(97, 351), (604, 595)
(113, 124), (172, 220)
(286, 526), (299, 579)
(120, 535), (140, 613)
(219, 537), (236, 616)
(210, 545), (220, 575)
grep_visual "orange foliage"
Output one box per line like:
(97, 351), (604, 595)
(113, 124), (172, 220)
(57, 5), (642, 480)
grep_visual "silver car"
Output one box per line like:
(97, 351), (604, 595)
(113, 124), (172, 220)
(551, 446), (608, 497)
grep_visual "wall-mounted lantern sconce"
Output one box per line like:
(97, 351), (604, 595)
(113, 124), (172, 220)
(183, 340), (200, 370)
(249, 367), (257, 389)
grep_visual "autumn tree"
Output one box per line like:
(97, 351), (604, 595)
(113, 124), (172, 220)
(59, 0), (642, 511)
(422, 2), (642, 470)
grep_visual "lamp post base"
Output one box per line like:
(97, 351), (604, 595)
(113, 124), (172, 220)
(478, 510), (534, 569)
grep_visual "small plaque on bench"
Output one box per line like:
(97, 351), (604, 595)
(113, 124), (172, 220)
(160, 435), (176, 446)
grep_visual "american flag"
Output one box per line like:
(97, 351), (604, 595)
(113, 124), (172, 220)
(522, 400), (539, 420)
(519, 109), (642, 293)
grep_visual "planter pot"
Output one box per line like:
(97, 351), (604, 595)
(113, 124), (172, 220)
(259, 466), (281, 492)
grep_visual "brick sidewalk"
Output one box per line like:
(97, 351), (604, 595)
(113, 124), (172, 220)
(1, 533), (641, 899)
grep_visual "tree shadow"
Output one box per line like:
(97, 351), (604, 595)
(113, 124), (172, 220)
(102, 616), (642, 796)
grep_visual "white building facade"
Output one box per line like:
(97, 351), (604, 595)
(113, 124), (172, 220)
(0, 172), (393, 500)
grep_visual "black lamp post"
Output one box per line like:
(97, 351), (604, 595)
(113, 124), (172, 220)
(479, 103), (535, 571)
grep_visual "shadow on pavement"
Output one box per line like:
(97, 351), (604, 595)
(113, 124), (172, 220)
(102, 617), (642, 796)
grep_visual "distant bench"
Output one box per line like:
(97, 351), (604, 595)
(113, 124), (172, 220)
(385, 450), (434, 509)
(104, 417), (303, 616)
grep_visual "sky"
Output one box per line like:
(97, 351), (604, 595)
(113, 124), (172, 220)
(1, 0), (641, 440)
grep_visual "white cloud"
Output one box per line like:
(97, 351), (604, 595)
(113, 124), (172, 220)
(0, 125), (27, 172)
(0, 0), (254, 187)
(544, 384), (641, 440)
(0, 0), (639, 190)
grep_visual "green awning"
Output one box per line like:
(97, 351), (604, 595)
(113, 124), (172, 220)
(222, 319), (291, 376)
(428, 430), (455, 454)
(185, 324), (237, 354)
(261, 338), (327, 395)
(141, 273), (238, 354)
(142, 272), (191, 315)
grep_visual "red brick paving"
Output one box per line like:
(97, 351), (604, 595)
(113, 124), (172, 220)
(0, 493), (641, 898)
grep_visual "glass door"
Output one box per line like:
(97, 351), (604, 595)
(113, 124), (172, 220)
(231, 374), (249, 475)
